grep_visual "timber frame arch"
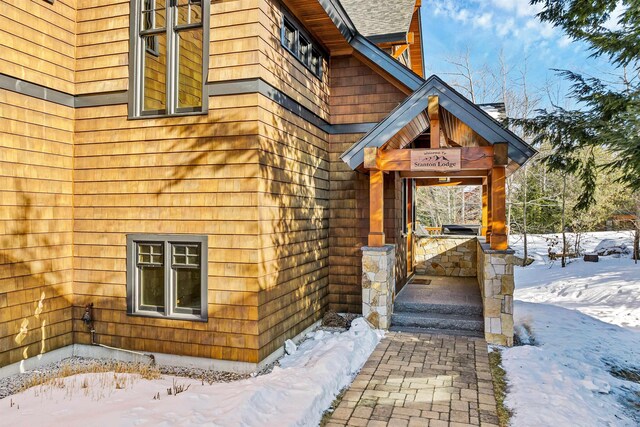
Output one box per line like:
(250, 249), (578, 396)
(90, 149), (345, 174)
(340, 74), (537, 251)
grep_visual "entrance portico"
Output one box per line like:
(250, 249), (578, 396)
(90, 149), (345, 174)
(340, 75), (536, 346)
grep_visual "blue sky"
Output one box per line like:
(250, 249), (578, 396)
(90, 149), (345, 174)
(419, 0), (623, 109)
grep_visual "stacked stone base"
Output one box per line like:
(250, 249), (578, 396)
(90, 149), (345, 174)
(414, 235), (477, 277)
(477, 240), (515, 346)
(361, 245), (395, 329)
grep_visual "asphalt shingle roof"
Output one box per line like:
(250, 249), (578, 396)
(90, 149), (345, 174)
(340, 0), (416, 40)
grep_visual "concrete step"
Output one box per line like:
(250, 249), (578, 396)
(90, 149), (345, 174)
(388, 325), (485, 338)
(394, 300), (482, 316)
(391, 311), (484, 332)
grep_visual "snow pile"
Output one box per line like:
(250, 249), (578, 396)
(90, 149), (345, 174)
(594, 238), (631, 256)
(503, 231), (640, 426)
(4, 318), (383, 427)
(503, 302), (640, 427)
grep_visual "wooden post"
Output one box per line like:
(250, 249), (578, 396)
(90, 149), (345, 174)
(368, 170), (385, 247)
(486, 174), (493, 242)
(428, 95), (440, 148)
(481, 178), (489, 237)
(490, 165), (508, 250)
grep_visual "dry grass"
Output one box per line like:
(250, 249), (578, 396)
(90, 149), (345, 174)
(20, 360), (160, 393)
(489, 350), (513, 427)
(319, 387), (347, 426)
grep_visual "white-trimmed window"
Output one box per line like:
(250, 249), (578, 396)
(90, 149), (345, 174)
(129, 0), (210, 117)
(127, 235), (208, 321)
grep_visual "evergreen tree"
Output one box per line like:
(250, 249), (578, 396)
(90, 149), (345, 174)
(524, 0), (639, 191)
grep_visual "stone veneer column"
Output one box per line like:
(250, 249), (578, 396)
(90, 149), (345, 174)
(477, 241), (515, 346)
(361, 245), (396, 329)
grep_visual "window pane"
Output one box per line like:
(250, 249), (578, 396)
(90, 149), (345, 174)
(138, 243), (163, 264)
(176, 0), (202, 26)
(172, 244), (200, 266)
(175, 268), (201, 312)
(311, 49), (322, 76)
(143, 33), (167, 112)
(299, 36), (311, 65)
(283, 21), (296, 52)
(141, 0), (166, 30)
(177, 29), (203, 109)
(140, 266), (164, 308)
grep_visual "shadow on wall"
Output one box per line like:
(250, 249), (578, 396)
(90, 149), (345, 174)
(414, 236), (478, 277)
(0, 180), (74, 367)
(256, 96), (330, 360)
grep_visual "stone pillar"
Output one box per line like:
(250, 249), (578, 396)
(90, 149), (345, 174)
(477, 240), (515, 346)
(361, 245), (396, 329)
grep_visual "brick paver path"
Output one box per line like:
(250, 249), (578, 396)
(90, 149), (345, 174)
(325, 332), (500, 427)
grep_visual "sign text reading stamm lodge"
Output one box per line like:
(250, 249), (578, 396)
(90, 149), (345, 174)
(410, 149), (462, 171)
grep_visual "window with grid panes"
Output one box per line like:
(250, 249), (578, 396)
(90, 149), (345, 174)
(127, 235), (207, 320)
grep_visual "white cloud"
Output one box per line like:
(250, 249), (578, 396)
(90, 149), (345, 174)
(475, 12), (494, 29)
(425, 0), (559, 48)
(602, 3), (626, 31)
(557, 35), (573, 48)
(490, 0), (543, 17)
(496, 18), (515, 37)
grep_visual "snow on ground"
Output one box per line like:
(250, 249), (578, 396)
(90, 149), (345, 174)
(3, 318), (382, 427)
(511, 231), (640, 330)
(503, 231), (640, 426)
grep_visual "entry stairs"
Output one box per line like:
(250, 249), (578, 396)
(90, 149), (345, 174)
(390, 276), (484, 338)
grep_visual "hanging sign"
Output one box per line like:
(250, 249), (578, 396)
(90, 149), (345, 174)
(410, 148), (462, 171)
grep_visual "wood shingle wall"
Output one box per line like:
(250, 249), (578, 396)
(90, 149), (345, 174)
(256, 96), (330, 359)
(0, 90), (75, 367)
(328, 55), (408, 313)
(1, 0), (414, 367)
(72, 96), (263, 362)
(1, 0), (77, 94)
(328, 134), (406, 313)
(330, 56), (407, 124)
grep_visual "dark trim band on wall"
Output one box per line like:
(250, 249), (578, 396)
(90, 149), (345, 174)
(209, 78), (376, 135)
(0, 73), (376, 135)
(0, 73), (74, 107)
(0, 73), (128, 108)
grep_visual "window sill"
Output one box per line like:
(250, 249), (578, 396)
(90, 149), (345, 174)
(127, 311), (208, 323)
(128, 110), (208, 120)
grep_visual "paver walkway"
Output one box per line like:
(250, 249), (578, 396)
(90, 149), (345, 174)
(325, 332), (500, 427)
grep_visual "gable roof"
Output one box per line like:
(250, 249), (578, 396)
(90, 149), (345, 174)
(340, 0), (416, 43)
(316, 0), (423, 91)
(340, 75), (538, 170)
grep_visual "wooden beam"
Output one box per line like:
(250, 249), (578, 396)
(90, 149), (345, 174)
(378, 32), (415, 48)
(428, 95), (440, 148)
(490, 166), (508, 250)
(486, 174), (493, 241)
(364, 147), (379, 170)
(415, 178), (484, 187)
(366, 147), (494, 171)
(494, 142), (509, 166)
(392, 44), (410, 59)
(400, 169), (489, 178)
(481, 178), (489, 236)
(368, 170), (385, 247)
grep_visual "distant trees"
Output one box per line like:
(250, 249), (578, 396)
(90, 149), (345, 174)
(417, 5), (639, 261)
(518, 0), (640, 260)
